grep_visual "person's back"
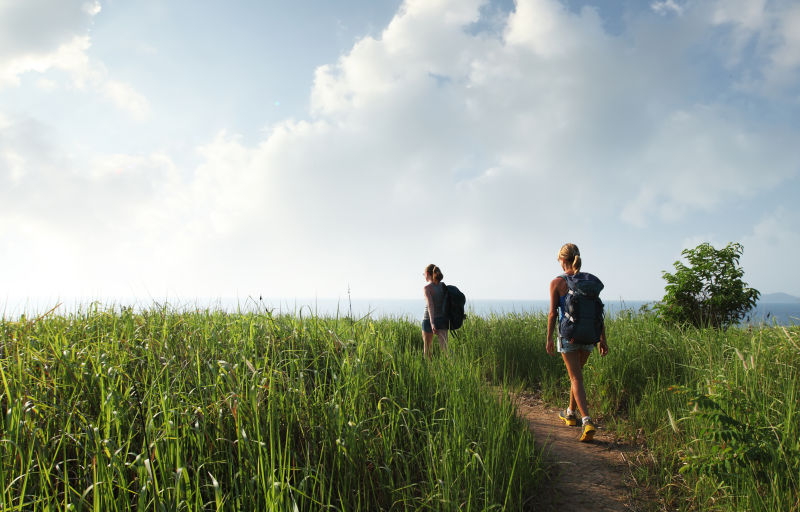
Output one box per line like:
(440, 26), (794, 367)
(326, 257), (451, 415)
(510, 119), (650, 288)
(423, 282), (446, 321)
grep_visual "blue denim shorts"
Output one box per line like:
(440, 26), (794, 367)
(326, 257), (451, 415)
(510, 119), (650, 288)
(557, 337), (595, 353)
(422, 316), (448, 333)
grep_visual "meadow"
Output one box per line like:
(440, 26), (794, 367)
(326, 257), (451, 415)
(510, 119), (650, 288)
(1, 305), (798, 511)
(0, 306), (541, 511)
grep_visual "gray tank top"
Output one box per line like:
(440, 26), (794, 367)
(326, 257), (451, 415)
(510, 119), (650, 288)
(423, 283), (446, 320)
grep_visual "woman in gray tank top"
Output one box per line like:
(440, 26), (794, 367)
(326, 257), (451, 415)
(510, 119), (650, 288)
(422, 263), (449, 358)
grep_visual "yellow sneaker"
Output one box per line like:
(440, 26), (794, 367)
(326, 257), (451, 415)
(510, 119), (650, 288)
(559, 409), (578, 426)
(579, 420), (596, 442)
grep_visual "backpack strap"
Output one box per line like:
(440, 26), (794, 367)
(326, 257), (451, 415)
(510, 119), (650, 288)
(559, 274), (576, 297)
(558, 274), (577, 323)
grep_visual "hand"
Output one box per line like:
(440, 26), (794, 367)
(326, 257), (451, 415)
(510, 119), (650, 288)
(546, 339), (555, 356)
(598, 339), (609, 356)
(432, 325), (438, 334)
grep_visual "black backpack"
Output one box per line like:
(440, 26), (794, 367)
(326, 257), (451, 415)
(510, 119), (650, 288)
(558, 272), (604, 344)
(441, 282), (466, 330)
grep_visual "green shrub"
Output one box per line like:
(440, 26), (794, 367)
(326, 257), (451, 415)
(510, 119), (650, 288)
(655, 242), (760, 328)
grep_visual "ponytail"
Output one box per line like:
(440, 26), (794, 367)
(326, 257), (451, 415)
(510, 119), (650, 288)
(558, 243), (582, 272)
(425, 263), (444, 283)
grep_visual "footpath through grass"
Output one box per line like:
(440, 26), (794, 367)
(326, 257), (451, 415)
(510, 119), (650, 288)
(458, 311), (800, 512)
(0, 306), (541, 511)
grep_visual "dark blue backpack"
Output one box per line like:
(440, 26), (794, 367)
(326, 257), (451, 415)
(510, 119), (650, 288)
(441, 283), (466, 330)
(558, 273), (604, 344)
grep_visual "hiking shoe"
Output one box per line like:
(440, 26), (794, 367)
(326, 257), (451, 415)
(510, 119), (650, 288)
(559, 409), (578, 427)
(579, 420), (596, 442)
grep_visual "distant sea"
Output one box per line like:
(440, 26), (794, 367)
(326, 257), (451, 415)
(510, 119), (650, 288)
(3, 297), (798, 326)
(248, 298), (798, 326)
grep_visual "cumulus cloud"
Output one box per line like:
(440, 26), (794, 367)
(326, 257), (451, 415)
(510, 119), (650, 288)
(707, 0), (800, 95)
(185, 0), (798, 297)
(0, 0), (99, 61)
(0, 0), (97, 86)
(0, 0), (150, 118)
(307, 0), (799, 233)
(2, 0), (799, 300)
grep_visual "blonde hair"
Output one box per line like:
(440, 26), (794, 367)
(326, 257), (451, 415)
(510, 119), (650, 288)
(425, 264), (444, 283)
(558, 243), (582, 272)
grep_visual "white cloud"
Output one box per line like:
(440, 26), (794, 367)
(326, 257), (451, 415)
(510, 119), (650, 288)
(505, 0), (605, 57)
(0, 35), (88, 88)
(767, 4), (800, 88)
(652, 1), (684, 17)
(0, 0), (98, 57)
(620, 106), (797, 226)
(82, 1), (101, 16)
(0, 112), (185, 297)
(0, 1), (150, 119)
(708, 0), (800, 95)
(35, 78), (57, 91)
(175, 0), (798, 297)
(1, 0), (799, 301)
(1, 148), (26, 182)
(102, 79), (151, 120)
(710, 0), (766, 31)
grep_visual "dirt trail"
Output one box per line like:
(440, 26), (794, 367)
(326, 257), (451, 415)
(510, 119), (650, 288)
(507, 390), (649, 512)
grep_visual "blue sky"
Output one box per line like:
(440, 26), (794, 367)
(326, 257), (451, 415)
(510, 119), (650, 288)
(1, 0), (799, 306)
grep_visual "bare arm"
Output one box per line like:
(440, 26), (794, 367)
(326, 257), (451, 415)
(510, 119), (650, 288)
(546, 278), (564, 356)
(598, 323), (609, 356)
(424, 284), (438, 332)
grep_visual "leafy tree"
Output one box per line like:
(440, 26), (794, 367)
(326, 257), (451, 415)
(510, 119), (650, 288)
(655, 242), (760, 328)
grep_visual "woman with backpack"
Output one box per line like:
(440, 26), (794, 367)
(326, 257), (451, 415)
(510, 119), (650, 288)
(422, 264), (449, 358)
(546, 243), (609, 442)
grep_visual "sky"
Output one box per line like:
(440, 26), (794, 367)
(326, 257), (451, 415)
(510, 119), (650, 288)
(1, 0), (799, 307)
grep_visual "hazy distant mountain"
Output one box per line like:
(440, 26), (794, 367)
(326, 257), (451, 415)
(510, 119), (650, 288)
(760, 292), (800, 303)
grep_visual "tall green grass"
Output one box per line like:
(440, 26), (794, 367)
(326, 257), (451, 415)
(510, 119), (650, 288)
(3, 305), (797, 511)
(0, 306), (542, 511)
(455, 310), (800, 512)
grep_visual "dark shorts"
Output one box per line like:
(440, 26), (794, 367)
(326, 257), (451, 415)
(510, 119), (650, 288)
(422, 316), (448, 333)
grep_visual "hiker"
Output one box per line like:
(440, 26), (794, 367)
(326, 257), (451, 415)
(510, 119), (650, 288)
(422, 264), (449, 358)
(546, 243), (609, 442)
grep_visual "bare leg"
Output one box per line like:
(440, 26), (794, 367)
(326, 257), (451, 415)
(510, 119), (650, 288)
(567, 350), (591, 412)
(422, 331), (434, 359)
(561, 350), (591, 418)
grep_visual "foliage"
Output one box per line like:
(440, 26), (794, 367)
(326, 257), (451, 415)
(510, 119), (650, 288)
(655, 242), (760, 328)
(674, 384), (794, 487)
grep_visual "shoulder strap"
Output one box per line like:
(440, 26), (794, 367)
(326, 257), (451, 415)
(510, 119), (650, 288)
(559, 273), (575, 293)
